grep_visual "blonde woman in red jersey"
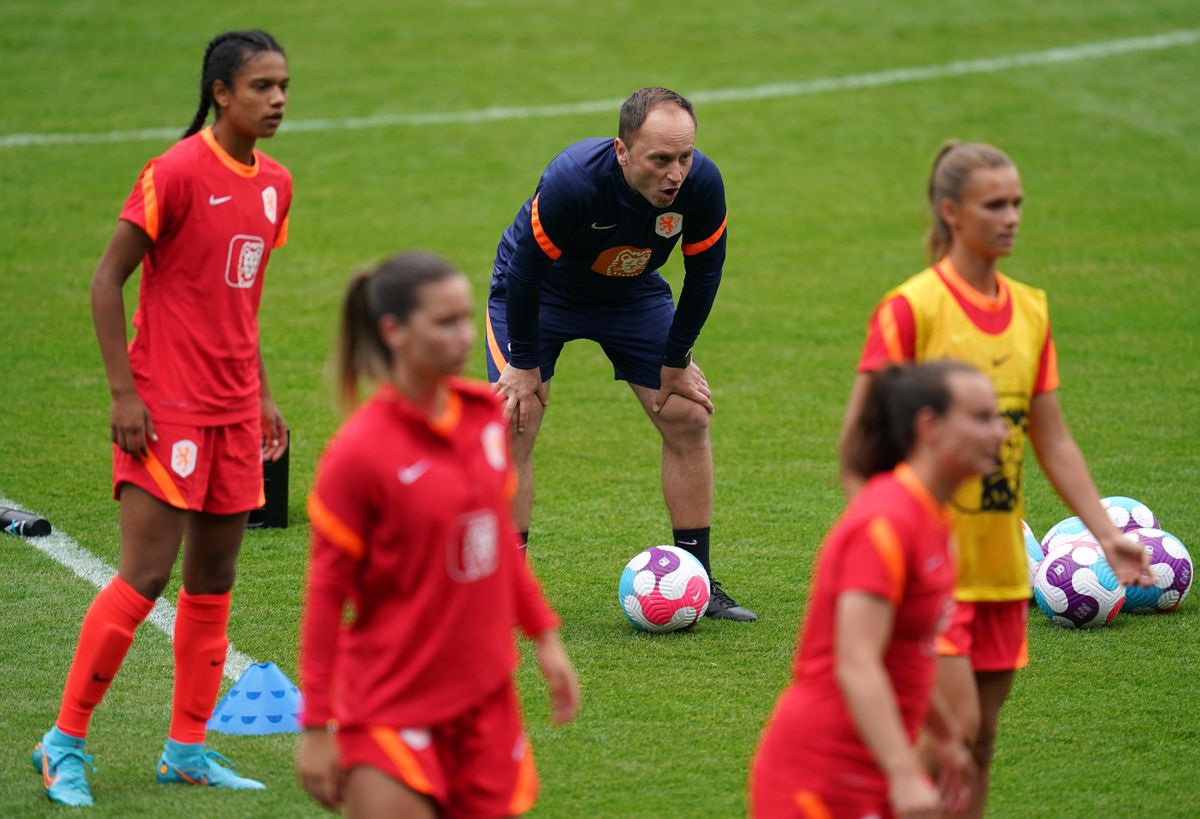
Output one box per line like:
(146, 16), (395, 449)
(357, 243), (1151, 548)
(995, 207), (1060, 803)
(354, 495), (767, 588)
(297, 252), (580, 818)
(839, 142), (1151, 817)
(752, 361), (1003, 819)
(32, 30), (292, 806)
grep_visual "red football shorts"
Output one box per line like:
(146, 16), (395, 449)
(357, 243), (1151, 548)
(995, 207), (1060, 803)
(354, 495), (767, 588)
(935, 600), (1029, 671)
(337, 682), (537, 818)
(750, 764), (892, 819)
(112, 418), (264, 515)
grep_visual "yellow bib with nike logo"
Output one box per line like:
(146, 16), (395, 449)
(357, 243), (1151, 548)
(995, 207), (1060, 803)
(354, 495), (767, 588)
(888, 265), (1051, 601)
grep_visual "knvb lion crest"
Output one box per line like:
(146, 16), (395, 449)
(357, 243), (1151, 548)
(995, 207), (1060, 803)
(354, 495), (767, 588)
(655, 212), (683, 238)
(171, 439), (198, 478)
(448, 510), (499, 583)
(591, 245), (652, 277)
(225, 235), (266, 289)
(261, 186), (278, 224)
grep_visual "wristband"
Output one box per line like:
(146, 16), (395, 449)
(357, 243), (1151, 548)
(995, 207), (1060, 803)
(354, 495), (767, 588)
(662, 349), (692, 369)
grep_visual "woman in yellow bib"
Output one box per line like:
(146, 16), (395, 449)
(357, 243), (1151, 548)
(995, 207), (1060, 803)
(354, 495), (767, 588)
(839, 141), (1150, 818)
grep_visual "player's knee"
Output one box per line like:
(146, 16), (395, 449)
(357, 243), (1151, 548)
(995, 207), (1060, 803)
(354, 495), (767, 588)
(658, 396), (710, 440)
(123, 568), (170, 600)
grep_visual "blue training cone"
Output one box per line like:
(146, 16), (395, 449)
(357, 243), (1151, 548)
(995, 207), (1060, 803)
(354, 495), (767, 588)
(207, 661), (303, 735)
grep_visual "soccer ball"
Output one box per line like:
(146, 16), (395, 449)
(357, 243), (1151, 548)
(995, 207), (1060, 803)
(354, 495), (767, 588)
(1040, 515), (1089, 554)
(618, 545), (710, 633)
(1121, 528), (1192, 613)
(1033, 540), (1126, 628)
(1022, 520), (1044, 586)
(1100, 496), (1159, 533)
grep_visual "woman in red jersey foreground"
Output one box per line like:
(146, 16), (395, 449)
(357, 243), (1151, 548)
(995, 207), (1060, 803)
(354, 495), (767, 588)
(33, 30), (291, 807)
(839, 142), (1150, 817)
(752, 361), (1006, 819)
(297, 252), (580, 818)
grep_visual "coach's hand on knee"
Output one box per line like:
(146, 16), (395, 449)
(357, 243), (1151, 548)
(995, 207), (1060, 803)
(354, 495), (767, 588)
(494, 364), (546, 433)
(654, 361), (713, 415)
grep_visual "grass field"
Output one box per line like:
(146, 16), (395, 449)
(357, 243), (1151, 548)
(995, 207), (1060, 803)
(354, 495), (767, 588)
(2, 1), (1199, 816)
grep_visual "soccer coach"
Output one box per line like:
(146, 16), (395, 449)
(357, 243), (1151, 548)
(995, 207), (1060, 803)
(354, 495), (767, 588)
(485, 86), (755, 621)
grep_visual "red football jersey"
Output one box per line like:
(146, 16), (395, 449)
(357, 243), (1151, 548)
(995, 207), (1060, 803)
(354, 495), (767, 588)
(119, 128), (292, 425)
(755, 465), (955, 798)
(301, 379), (559, 730)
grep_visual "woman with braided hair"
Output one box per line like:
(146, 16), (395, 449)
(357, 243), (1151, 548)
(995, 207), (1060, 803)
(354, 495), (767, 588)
(31, 29), (291, 806)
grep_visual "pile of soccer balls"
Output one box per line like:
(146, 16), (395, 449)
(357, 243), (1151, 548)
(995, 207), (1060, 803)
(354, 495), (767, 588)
(1026, 496), (1193, 628)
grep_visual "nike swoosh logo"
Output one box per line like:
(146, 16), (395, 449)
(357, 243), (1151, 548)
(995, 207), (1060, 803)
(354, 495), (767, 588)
(677, 539), (698, 546)
(398, 460), (430, 485)
(92, 672), (114, 683)
(591, 222), (617, 230)
(992, 352), (1013, 367)
(209, 194), (233, 206)
(209, 659), (224, 667)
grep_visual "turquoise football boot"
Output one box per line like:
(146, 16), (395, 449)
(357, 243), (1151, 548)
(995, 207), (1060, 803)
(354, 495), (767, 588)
(31, 726), (96, 807)
(155, 739), (265, 790)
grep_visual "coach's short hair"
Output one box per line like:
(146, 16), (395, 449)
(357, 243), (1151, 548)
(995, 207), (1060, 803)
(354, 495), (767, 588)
(618, 87), (696, 146)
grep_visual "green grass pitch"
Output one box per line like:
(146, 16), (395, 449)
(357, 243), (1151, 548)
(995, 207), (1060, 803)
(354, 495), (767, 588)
(2, 1), (1199, 816)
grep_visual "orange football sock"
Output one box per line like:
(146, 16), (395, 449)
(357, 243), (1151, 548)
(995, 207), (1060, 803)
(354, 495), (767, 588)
(168, 588), (231, 744)
(56, 575), (155, 738)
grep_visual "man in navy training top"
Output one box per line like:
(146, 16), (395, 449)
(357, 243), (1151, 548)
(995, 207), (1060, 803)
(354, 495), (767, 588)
(486, 86), (755, 621)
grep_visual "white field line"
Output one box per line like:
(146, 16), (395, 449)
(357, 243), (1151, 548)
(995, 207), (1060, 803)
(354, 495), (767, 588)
(1, 28), (1197, 149)
(1, 495), (254, 681)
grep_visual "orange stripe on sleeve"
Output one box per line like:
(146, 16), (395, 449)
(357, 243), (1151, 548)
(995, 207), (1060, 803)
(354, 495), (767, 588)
(867, 517), (906, 605)
(307, 492), (365, 560)
(141, 166), (160, 241)
(1035, 334), (1059, 394)
(793, 789), (834, 819)
(273, 214), (289, 249)
(142, 449), (189, 509)
(485, 310), (508, 375)
(530, 194), (562, 260)
(681, 213), (727, 256)
(368, 727), (435, 796)
(879, 300), (905, 363)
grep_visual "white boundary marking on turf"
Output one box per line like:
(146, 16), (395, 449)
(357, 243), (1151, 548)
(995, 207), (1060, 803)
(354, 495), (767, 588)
(1, 495), (254, 681)
(1, 28), (1196, 149)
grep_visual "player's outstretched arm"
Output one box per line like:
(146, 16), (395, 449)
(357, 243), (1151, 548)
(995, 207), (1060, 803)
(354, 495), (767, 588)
(1028, 391), (1151, 586)
(534, 629), (580, 725)
(92, 220), (155, 458)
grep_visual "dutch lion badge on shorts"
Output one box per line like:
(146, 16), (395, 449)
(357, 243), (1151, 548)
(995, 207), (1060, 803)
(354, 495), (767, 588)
(171, 439), (198, 478)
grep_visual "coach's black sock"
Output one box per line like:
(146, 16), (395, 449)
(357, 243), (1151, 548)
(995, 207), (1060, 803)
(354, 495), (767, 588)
(673, 527), (711, 575)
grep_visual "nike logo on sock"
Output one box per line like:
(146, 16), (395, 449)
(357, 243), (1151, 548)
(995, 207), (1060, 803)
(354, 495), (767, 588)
(208, 194), (233, 206)
(209, 659), (224, 667)
(677, 539), (698, 546)
(91, 672), (114, 682)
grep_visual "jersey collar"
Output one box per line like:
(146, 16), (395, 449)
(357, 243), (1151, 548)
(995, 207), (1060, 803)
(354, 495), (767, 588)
(200, 128), (261, 179)
(894, 463), (953, 528)
(934, 257), (1010, 313)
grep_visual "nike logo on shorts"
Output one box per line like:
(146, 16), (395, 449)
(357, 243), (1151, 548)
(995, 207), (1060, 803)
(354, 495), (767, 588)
(398, 460), (430, 485)
(209, 194), (233, 206)
(591, 222), (617, 230)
